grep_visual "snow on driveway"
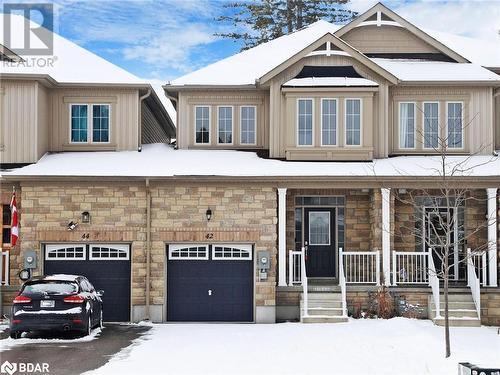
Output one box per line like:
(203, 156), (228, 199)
(86, 318), (499, 375)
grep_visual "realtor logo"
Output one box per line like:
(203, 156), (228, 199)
(2, 3), (54, 55)
(0, 361), (17, 375)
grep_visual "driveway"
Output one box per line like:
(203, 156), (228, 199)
(0, 324), (151, 375)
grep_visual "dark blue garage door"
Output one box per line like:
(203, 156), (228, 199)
(167, 243), (253, 322)
(44, 243), (131, 322)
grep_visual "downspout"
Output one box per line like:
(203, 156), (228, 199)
(138, 87), (152, 151)
(145, 178), (151, 320)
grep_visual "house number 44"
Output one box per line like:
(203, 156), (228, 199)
(81, 233), (90, 239)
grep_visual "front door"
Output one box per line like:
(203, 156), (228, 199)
(304, 208), (336, 277)
(424, 207), (464, 281)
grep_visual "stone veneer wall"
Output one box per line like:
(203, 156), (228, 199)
(2, 181), (277, 322)
(481, 290), (500, 325)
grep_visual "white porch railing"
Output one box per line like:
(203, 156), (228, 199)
(469, 250), (487, 286)
(342, 250), (380, 285)
(0, 250), (9, 286)
(300, 246), (309, 317)
(392, 251), (429, 285)
(288, 250), (303, 286)
(467, 248), (481, 319)
(428, 248), (441, 319)
(338, 248), (348, 317)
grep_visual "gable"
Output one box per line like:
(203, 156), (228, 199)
(341, 25), (441, 55)
(335, 3), (469, 63)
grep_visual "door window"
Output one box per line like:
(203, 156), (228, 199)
(308, 211), (331, 245)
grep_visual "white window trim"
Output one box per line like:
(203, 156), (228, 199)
(168, 243), (209, 260)
(240, 105), (257, 146)
(45, 244), (87, 261)
(308, 211), (331, 246)
(217, 105), (234, 145)
(344, 98), (362, 147)
(320, 98), (338, 147)
(211, 243), (253, 261)
(193, 105), (211, 145)
(445, 101), (464, 150)
(398, 101), (416, 150)
(422, 101), (440, 150)
(89, 244), (130, 260)
(296, 98), (314, 147)
(69, 103), (111, 145)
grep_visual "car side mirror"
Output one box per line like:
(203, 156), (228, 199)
(97, 290), (104, 297)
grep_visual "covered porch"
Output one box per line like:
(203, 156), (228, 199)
(276, 186), (499, 324)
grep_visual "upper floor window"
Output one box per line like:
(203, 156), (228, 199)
(321, 99), (337, 146)
(423, 102), (439, 149)
(70, 104), (110, 143)
(218, 106), (233, 144)
(195, 106), (210, 144)
(240, 106), (256, 145)
(399, 102), (415, 149)
(447, 102), (463, 149)
(345, 99), (361, 146)
(297, 99), (313, 146)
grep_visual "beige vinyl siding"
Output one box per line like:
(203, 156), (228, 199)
(36, 82), (49, 160)
(390, 86), (494, 155)
(141, 101), (171, 144)
(341, 25), (440, 54)
(176, 90), (269, 149)
(0, 80), (38, 163)
(269, 54), (387, 159)
(49, 87), (139, 152)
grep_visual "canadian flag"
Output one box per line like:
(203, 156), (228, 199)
(10, 191), (19, 246)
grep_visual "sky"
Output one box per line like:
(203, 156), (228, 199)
(4, 0), (500, 83)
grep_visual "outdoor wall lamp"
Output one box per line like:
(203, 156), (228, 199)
(206, 208), (213, 221)
(81, 211), (91, 223)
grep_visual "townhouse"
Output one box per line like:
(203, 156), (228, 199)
(1, 3), (499, 325)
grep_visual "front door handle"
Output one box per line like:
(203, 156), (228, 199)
(208, 289), (212, 296)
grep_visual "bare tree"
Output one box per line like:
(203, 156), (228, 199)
(376, 103), (496, 357)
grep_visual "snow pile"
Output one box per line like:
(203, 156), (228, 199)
(85, 319), (500, 375)
(1, 327), (102, 350)
(2, 143), (499, 178)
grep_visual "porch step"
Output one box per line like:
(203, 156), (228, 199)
(429, 292), (480, 327)
(302, 316), (348, 323)
(300, 291), (346, 323)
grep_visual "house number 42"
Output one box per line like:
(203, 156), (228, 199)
(205, 233), (214, 239)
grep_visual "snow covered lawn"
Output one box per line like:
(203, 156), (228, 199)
(86, 318), (499, 375)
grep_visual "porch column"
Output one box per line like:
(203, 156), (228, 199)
(487, 188), (498, 287)
(278, 188), (287, 287)
(381, 188), (391, 286)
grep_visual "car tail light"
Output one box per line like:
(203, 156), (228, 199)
(63, 295), (85, 304)
(13, 295), (31, 304)
(72, 319), (83, 324)
(12, 319), (22, 324)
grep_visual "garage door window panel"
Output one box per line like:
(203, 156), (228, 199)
(45, 244), (86, 260)
(169, 244), (209, 260)
(212, 244), (253, 260)
(90, 244), (130, 260)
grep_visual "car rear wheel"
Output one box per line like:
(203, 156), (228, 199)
(10, 331), (22, 339)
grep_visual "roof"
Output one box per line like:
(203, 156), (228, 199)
(169, 20), (341, 86)
(2, 143), (499, 178)
(0, 14), (144, 85)
(371, 58), (500, 83)
(283, 77), (378, 87)
(169, 14), (500, 87)
(31, 274), (80, 282)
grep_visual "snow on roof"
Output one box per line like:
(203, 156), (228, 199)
(150, 83), (176, 124)
(371, 58), (500, 82)
(0, 14), (144, 85)
(169, 20), (341, 86)
(3, 143), (499, 178)
(42, 274), (80, 282)
(283, 77), (378, 87)
(423, 28), (500, 68)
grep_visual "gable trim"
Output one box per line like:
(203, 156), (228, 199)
(334, 3), (469, 64)
(257, 32), (399, 85)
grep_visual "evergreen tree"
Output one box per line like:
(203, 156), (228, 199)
(216, 0), (357, 50)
